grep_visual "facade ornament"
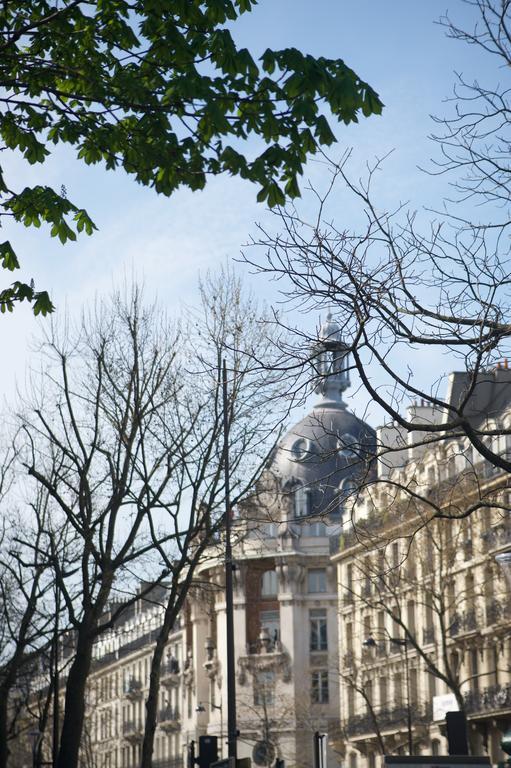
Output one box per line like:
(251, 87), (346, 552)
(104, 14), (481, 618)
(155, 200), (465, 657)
(276, 560), (305, 592)
(237, 642), (292, 686)
(182, 649), (194, 689)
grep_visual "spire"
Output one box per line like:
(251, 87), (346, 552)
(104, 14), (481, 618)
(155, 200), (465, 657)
(314, 312), (350, 406)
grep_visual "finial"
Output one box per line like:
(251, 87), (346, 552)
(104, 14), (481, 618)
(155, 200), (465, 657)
(315, 311), (350, 406)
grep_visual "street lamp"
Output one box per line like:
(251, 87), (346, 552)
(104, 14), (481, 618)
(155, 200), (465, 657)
(362, 634), (413, 755)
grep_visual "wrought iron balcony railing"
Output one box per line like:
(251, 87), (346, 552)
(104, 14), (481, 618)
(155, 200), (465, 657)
(464, 684), (511, 714)
(449, 609), (477, 637)
(158, 706), (180, 731)
(123, 677), (143, 700)
(122, 720), (143, 740)
(345, 703), (430, 737)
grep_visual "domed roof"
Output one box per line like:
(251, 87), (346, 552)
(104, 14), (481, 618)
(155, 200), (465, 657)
(271, 401), (375, 492)
(269, 312), (375, 516)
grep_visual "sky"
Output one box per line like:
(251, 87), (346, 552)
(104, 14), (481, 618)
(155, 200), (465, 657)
(0, 0), (496, 425)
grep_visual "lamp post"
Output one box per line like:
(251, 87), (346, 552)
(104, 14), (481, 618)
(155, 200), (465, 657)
(222, 359), (237, 766)
(362, 634), (413, 755)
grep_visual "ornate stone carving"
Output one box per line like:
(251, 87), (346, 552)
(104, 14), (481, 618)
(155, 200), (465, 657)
(237, 642), (292, 686)
(182, 650), (194, 689)
(276, 560), (305, 592)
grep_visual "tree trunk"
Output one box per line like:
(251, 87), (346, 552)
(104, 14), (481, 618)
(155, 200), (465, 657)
(56, 624), (95, 768)
(0, 689), (9, 768)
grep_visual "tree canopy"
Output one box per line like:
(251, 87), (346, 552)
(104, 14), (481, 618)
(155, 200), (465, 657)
(0, 0), (382, 315)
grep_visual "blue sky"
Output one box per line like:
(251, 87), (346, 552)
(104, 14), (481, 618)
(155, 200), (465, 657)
(0, 0), (494, 421)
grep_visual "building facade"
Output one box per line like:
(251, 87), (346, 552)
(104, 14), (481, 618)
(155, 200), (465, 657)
(331, 369), (511, 768)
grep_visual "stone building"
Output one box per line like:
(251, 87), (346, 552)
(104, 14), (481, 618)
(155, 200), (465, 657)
(331, 369), (511, 768)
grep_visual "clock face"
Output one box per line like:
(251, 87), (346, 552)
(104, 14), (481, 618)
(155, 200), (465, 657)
(253, 740), (276, 766)
(291, 438), (310, 461)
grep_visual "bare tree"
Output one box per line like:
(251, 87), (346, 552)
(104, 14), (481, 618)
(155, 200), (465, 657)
(244, 1), (511, 502)
(17, 287), (196, 768)
(140, 268), (286, 768)
(431, 0), (511, 231)
(0, 451), (65, 768)
(13, 272), (284, 768)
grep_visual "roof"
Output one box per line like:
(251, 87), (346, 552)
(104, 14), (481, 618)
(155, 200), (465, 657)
(269, 400), (376, 514)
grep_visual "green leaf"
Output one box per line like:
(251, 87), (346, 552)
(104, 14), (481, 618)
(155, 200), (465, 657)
(0, 0), (381, 316)
(0, 242), (20, 272)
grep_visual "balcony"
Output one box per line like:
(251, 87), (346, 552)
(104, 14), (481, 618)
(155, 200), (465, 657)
(485, 598), (509, 625)
(464, 684), (511, 715)
(124, 677), (143, 700)
(161, 660), (180, 688)
(158, 706), (180, 732)
(237, 640), (291, 686)
(449, 609), (477, 637)
(481, 525), (511, 552)
(345, 703), (430, 738)
(123, 720), (144, 743)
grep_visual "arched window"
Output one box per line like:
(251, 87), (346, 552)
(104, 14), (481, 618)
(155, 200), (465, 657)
(261, 569), (278, 597)
(338, 478), (357, 519)
(338, 433), (358, 458)
(294, 484), (312, 517)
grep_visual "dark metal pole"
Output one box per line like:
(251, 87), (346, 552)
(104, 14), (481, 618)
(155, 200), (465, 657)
(222, 359), (237, 765)
(404, 640), (413, 755)
(52, 587), (60, 768)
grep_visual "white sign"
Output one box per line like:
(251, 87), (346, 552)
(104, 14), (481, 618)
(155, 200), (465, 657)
(432, 693), (459, 722)
(384, 757), (490, 768)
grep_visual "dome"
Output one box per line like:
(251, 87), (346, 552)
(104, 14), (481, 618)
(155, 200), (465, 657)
(267, 311), (375, 520)
(270, 401), (376, 517)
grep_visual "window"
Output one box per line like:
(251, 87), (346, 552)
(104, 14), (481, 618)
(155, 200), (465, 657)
(294, 484), (312, 517)
(310, 609), (328, 651)
(347, 686), (355, 717)
(394, 672), (403, 705)
(260, 609), (280, 643)
(305, 521), (326, 537)
(407, 600), (416, 638)
(261, 570), (278, 597)
(346, 563), (353, 595)
(254, 670), (275, 706)
(338, 433), (358, 458)
(311, 670), (329, 703)
(364, 679), (373, 711)
(308, 568), (327, 593)
(410, 668), (418, 704)
(379, 676), (388, 708)
(338, 478), (357, 518)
